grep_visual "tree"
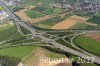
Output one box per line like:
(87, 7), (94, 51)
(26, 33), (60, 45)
(0, 55), (21, 66)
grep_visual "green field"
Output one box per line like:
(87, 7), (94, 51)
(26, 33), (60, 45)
(22, 46), (66, 65)
(35, 16), (64, 28)
(25, 10), (44, 18)
(94, 11), (100, 17)
(12, 6), (24, 12)
(87, 16), (100, 25)
(76, 12), (93, 18)
(0, 6), (3, 10)
(42, 8), (63, 15)
(0, 23), (17, 41)
(33, 6), (47, 12)
(53, 8), (64, 14)
(23, 0), (53, 7)
(70, 22), (96, 29)
(0, 46), (66, 59)
(76, 36), (100, 55)
(70, 23), (89, 29)
(42, 7), (55, 15)
(80, 63), (98, 66)
(0, 46), (37, 59)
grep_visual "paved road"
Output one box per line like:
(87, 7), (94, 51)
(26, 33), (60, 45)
(41, 29), (100, 33)
(58, 33), (100, 60)
(0, 1), (100, 64)
(70, 34), (100, 60)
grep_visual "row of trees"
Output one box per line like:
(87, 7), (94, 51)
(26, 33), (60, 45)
(87, 16), (100, 25)
(0, 55), (21, 66)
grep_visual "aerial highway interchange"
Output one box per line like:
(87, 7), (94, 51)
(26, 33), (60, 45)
(0, 0), (100, 64)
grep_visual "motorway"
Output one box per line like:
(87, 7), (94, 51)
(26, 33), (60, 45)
(0, 0), (100, 64)
(57, 33), (100, 60)
(68, 33), (100, 60)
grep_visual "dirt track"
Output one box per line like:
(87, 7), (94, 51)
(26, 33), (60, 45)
(52, 15), (97, 29)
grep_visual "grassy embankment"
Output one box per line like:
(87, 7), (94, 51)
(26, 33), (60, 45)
(0, 23), (17, 41)
(75, 36), (100, 55)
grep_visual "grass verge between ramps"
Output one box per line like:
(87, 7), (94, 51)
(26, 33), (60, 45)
(74, 36), (100, 56)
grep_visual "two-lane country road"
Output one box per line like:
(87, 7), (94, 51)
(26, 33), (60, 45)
(0, 0), (100, 64)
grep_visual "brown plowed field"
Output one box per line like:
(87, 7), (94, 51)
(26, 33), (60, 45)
(15, 6), (36, 21)
(30, 15), (53, 23)
(17, 47), (71, 66)
(15, 10), (31, 21)
(15, 6), (53, 24)
(52, 18), (78, 29)
(87, 34), (100, 41)
(52, 15), (97, 29)
(38, 59), (72, 66)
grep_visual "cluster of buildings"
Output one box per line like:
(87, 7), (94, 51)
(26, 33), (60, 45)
(0, 10), (9, 23)
(1, 0), (22, 5)
(0, 0), (22, 23)
(76, 0), (100, 13)
(50, 3), (72, 11)
(50, 0), (100, 13)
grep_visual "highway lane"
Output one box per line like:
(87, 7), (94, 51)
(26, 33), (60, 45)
(0, 1), (100, 64)
(39, 29), (100, 33)
(43, 33), (100, 61)
(0, 1), (37, 34)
